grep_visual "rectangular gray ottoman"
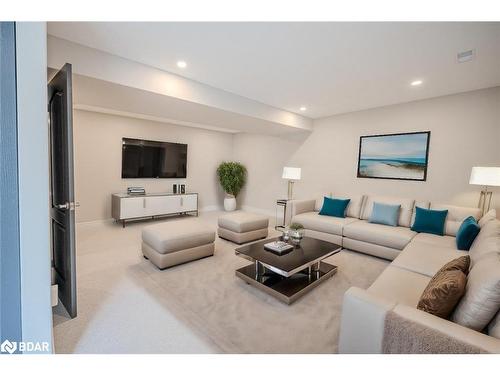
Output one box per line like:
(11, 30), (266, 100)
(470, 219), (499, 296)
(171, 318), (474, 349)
(218, 211), (269, 244)
(142, 220), (215, 269)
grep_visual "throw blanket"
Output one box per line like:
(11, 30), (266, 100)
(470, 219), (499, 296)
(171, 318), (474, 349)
(382, 311), (485, 354)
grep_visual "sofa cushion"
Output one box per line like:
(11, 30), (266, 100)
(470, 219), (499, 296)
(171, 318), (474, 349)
(411, 206), (448, 236)
(456, 216), (480, 250)
(314, 193), (332, 211)
(479, 209), (497, 228)
(411, 232), (457, 249)
(430, 203), (481, 236)
(469, 219), (500, 265)
(392, 241), (468, 277)
(361, 195), (415, 227)
(292, 211), (358, 236)
(417, 269), (467, 319)
(218, 211), (269, 233)
(368, 265), (430, 307)
(318, 197), (350, 218)
(369, 202), (401, 227)
(488, 310), (500, 339)
(343, 220), (417, 250)
(452, 252), (500, 331)
(333, 194), (365, 218)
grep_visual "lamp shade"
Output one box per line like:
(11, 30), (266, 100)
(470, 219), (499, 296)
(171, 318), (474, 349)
(469, 167), (500, 187)
(282, 167), (301, 180)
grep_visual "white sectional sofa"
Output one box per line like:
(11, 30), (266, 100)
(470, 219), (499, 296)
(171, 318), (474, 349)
(290, 195), (500, 353)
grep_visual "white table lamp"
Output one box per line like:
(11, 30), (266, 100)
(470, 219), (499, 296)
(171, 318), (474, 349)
(469, 166), (500, 215)
(282, 167), (301, 200)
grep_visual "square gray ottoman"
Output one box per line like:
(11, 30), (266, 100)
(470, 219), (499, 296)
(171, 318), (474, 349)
(218, 211), (269, 244)
(142, 220), (215, 269)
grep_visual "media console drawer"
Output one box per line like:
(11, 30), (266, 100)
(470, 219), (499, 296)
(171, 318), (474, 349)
(111, 193), (198, 227)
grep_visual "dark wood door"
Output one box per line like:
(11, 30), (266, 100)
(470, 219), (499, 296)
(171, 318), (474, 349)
(48, 63), (77, 318)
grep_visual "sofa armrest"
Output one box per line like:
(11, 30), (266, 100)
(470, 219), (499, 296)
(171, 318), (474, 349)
(338, 287), (396, 353)
(289, 199), (316, 218)
(384, 305), (500, 354)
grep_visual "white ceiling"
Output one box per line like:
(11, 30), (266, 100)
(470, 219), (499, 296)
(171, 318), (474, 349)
(48, 22), (500, 119)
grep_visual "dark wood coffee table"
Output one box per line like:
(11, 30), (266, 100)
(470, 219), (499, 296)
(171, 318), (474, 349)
(235, 236), (341, 304)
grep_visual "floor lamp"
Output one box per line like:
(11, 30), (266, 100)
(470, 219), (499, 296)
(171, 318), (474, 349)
(282, 167), (301, 200)
(469, 167), (500, 216)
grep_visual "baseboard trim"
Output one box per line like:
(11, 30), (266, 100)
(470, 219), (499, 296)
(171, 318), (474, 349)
(199, 205), (223, 212)
(76, 218), (115, 226)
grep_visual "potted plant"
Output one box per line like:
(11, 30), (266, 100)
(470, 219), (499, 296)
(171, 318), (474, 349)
(288, 222), (305, 245)
(217, 162), (247, 211)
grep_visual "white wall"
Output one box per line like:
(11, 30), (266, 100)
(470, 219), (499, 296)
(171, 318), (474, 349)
(73, 110), (233, 223)
(234, 87), (500, 215)
(16, 22), (53, 352)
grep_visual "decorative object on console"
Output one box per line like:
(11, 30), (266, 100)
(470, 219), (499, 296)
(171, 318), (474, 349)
(319, 196), (350, 218)
(127, 186), (146, 195)
(180, 184), (186, 194)
(357, 131), (430, 181)
(417, 256), (469, 319)
(172, 184), (178, 194)
(288, 222), (304, 245)
(369, 202), (401, 227)
(282, 167), (301, 200)
(411, 206), (448, 236)
(469, 166), (500, 216)
(456, 216), (481, 250)
(217, 161), (247, 211)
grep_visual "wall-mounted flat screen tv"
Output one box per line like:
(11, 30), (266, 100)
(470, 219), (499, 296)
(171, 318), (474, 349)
(121, 138), (187, 178)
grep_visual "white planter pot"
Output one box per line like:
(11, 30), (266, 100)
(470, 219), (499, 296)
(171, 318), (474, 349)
(224, 195), (237, 211)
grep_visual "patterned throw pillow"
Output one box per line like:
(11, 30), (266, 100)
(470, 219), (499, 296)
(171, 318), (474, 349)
(417, 256), (470, 318)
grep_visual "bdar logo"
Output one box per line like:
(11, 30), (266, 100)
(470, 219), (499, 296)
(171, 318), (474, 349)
(1, 340), (17, 354)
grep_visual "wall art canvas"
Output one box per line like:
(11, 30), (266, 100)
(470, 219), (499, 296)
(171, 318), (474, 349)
(357, 131), (430, 181)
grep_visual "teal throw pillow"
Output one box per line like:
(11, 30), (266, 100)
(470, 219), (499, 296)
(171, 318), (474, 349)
(456, 216), (480, 250)
(411, 206), (448, 236)
(319, 197), (350, 218)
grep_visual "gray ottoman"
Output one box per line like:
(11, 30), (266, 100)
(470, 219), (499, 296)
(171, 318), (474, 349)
(218, 211), (269, 244)
(142, 220), (215, 269)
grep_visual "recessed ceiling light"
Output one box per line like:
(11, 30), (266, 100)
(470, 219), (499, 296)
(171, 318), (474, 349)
(177, 60), (187, 69)
(299, 106), (307, 111)
(410, 80), (423, 86)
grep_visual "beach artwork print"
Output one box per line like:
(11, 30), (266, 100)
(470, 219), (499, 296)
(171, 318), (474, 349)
(357, 131), (430, 181)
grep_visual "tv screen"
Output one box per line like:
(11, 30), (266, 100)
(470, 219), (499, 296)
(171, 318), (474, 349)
(121, 138), (187, 178)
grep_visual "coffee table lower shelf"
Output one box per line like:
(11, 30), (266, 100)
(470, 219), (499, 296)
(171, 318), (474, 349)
(235, 261), (337, 304)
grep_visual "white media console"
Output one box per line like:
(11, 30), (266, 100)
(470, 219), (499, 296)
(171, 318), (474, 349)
(111, 192), (198, 227)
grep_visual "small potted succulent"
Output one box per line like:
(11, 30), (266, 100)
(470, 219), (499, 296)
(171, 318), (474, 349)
(288, 222), (305, 245)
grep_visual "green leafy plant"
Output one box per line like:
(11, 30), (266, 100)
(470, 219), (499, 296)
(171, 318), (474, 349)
(289, 222), (304, 231)
(217, 162), (247, 197)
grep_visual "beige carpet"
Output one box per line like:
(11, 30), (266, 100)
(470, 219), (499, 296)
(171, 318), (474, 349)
(54, 211), (388, 353)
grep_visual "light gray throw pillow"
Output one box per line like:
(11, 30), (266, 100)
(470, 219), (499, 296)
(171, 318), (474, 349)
(451, 252), (500, 331)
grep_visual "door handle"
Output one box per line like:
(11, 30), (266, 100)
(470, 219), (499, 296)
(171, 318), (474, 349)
(56, 202), (80, 211)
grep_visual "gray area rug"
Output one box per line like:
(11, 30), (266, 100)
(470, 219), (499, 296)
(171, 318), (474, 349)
(136, 231), (388, 353)
(53, 214), (388, 353)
